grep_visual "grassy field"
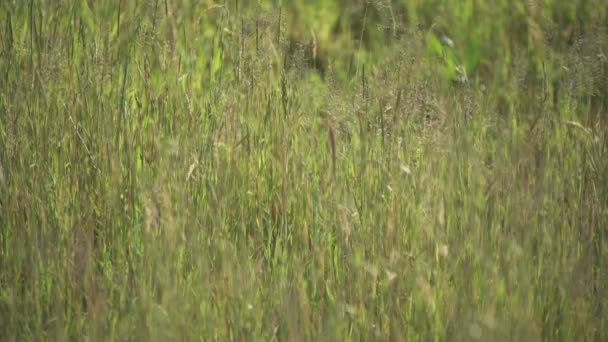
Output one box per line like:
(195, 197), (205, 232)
(1, 0), (607, 340)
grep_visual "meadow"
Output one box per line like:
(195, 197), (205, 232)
(0, 0), (607, 340)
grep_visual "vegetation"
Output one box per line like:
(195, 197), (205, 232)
(1, 0), (607, 340)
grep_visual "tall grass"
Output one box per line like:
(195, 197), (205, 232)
(1, 0), (607, 340)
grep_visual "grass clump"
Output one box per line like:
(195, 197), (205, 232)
(0, 0), (607, 340)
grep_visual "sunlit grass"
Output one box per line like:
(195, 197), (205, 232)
(0, 0), (606, 340)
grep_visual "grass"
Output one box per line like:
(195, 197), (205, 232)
(0, 0), (607, 340)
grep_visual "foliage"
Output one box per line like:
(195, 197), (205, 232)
(0, 0), (607, 340)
